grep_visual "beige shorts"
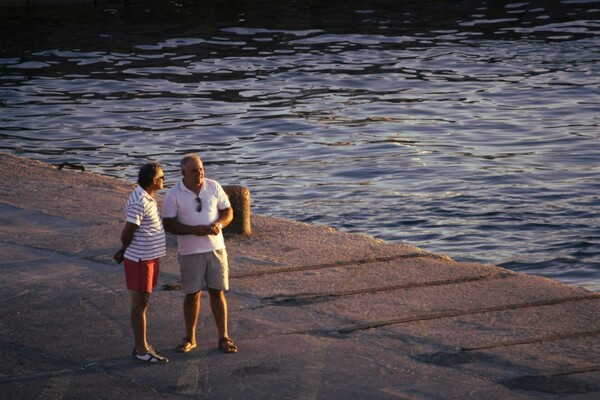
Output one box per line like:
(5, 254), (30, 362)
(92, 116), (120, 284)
(178, 248), (229, 293)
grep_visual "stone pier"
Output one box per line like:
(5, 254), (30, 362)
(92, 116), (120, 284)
(0, 152), (598, 399)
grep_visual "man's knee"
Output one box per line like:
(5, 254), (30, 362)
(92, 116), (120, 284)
(131, 291), (150, 310)
(207, 288), (225, 301)
(184, 290), (201, 304)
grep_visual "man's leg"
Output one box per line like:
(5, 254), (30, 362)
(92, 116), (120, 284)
(207, 288), (228, 339)
(208, 288), (237, 352)
(183, 290), (201, 344)
(131, 290), (150, 353)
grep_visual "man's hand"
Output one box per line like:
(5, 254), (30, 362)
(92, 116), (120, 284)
(192, 225), (213, 236)
(113, 248), (125, 263)
(209, 222), (222, 236)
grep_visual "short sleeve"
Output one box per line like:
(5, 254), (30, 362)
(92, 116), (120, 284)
(162, 190), (178, 219)
(125, 201), (144, 226)
(216, 183), (231, 210)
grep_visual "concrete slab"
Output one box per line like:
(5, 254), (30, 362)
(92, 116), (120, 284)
(1, 152), (599, 399)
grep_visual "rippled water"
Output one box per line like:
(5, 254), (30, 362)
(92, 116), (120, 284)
(1, 0), (599, 290)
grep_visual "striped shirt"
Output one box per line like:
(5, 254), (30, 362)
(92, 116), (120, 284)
(124, 186), (167, 261)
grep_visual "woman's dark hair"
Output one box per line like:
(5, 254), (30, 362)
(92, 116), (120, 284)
(137, 162), (161, 188)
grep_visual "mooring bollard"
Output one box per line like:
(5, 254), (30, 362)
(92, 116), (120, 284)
(222, 185), (251, 236)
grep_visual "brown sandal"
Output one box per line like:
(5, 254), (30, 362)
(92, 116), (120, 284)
(218, 337), (238, 353)
(176, 338), (197, 353)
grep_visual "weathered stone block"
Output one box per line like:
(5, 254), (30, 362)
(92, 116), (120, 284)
(223, 185), (251, 236)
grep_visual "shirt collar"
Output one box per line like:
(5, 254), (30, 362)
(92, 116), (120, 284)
(135, 185), (154, 202)
(177, 179), (205, 195)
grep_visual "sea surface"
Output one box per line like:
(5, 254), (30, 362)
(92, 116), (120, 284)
(1, 0), (599, 291)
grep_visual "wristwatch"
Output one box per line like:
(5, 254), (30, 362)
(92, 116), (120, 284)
(216, 222), (222, 230)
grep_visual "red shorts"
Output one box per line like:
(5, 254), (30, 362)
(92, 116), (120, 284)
(124, 258), (160, 293)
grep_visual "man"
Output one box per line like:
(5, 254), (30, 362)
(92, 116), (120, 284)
(114, 162), (169, 364)
(162, 154), (238, 353)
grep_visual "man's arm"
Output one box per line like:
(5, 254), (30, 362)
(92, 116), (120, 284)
(162, 190), (212, 236)
(208, 207), (233, 235)
(120, 221), (138, 247)
(113, 221), (138, 263)
(163, 217), (212, 236)
(164, 207), (233, 236)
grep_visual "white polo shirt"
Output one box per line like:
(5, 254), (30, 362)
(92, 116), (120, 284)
(124, 185), (167, 261)
(162, 178), (231, 255)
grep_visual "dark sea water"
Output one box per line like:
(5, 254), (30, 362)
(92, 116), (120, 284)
(1, 0), (599, 291)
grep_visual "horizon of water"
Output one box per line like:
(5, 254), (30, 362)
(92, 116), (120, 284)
(1, 0), (599, 291)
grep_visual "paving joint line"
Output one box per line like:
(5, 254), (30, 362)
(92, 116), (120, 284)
(537, 364), (600, 377)
(302, 294), (600, 336)
(498, 364), (600, 388)
(259, 271), (514, 308)
(462, 329), (600, 351)
(231, 252), (450, 279)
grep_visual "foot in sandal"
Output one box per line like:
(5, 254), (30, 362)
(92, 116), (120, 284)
(176, 338), (197, 353)
(218, 337), (238, 353)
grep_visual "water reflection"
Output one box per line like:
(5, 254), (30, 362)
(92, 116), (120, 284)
(1, 0), (599, 290)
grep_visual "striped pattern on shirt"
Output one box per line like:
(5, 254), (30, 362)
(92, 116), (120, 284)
(124, 186), (167, 261)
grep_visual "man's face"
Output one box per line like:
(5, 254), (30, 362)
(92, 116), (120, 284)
(182, 158), (204, 189)
(154, 168), (165, 190)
